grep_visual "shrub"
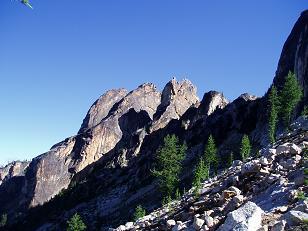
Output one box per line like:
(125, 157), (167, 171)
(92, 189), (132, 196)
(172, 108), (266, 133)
(133, 205), (146, 221)
(67, 213), (86, 231)
(152, 135), (187, 198)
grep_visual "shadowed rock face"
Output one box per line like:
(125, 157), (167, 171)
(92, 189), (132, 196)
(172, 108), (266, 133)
(272, 10), (308, 103)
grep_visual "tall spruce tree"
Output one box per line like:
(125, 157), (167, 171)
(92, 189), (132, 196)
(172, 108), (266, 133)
(152, 134), (187, 198)
(268, 85), (279, 143)
(204, 135), (218, 174)
(193, 157), (209, 189)
(279, 71), (302, 127)
(240, 135), (251, 161)
(302, 106), (308, 116)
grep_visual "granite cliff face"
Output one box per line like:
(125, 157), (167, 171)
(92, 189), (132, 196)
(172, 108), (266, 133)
(272, 10), (308, 107)
(0, 161), (29, 185)
(0, 10), (307, 231)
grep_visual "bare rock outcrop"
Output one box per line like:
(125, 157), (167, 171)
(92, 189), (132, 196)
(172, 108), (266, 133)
(272, 10), (308, 107)
(71, 83), (161, 171)
(150, 78), (199, 132)
(0, 161), (29, 185)
(78, 88), (128, 134)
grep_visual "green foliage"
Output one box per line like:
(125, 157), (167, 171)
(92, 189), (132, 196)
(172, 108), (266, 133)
(67, 213), (86, 231)
(268, 86), (279, 143)
(133, 205), (146, 221)
(162, 194), (172, 207)
(227, 152), (234, 167)
(21, 0), (33, 9)
(152, 134), (187, 198)
(279, 71), (302, 127)
(175, 188), (181, 200)
(240, 135), (251, 161)
(302, 106), (308, 116)
(297, 190), (306, 200)
(0, 213), (7, 227)
(193, 157), (209, 189)
(204, 135), (218, 174)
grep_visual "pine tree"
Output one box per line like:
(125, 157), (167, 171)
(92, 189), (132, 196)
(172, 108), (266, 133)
(279, 71), (302, 127)
(193, 157), (209, 189)
(67, 213), (86, 231)
(268, 85), (279, 143)
(204, 135), (218, 174)
(175, 188), (181, 200)
(152, 135), (187, 198)
(227, 152), (234, 167)
(240, 135), (251, 161)
(133, 205), (146, 221)
(0, 214), (7, 227)
(302, 106), (308, 116)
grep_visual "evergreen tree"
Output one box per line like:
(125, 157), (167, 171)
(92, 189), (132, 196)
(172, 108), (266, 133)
(240, 135), (251, 161)
(67, 213), (86, 231)
(193, 157), (209, 189)
(133, 205), (146, 221)
(204, 135), (218, 174)
(227, 152), (234, 167)
(302, 106), (308, 116)
(268, 85), (279, 143)
(152, 134), (187, 198)
(279, 71), (302, 127)
(0, 214), (7, 227)
(175, 188), (181, 200)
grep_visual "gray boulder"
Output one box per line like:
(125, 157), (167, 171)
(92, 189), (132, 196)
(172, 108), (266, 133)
(217, 201), (263, 231)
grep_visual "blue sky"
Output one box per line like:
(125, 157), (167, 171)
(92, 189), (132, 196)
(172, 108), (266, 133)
(0, 1), (307, 165)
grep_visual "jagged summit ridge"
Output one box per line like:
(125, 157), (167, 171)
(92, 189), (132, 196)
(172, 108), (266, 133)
(150, 78), (199, 132)
(78, 88), (128, 134)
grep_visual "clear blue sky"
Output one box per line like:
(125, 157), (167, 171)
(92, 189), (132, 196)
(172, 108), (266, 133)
(0, 1), (307, 165)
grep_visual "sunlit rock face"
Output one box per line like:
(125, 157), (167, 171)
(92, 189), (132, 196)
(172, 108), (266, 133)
(0, 161), (29, 185)
(71, 83), (162, 172)
(150, 78), (199, 132)
(78, 88), (128, 134)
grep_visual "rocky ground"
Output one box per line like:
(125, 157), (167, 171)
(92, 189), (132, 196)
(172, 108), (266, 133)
(115, 117), (308, 231)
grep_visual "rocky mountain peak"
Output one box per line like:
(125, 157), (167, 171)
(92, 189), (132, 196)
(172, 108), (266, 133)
(150, 78), (199, 132)
(108, 82), (161, 119)
(160, 78), (198, 108)
(236, 93), (258, 102)
(0, 160), (29, 185)
(78, 88), (128, 134)
(199, 91), (229, 116)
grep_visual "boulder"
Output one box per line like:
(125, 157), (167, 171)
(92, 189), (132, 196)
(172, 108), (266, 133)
(193, 217), (205, 230)
(285, 210), (308, 226)
(271, 220), (287, 231)
(241, 160), (261, 175)
(217, 201), (263, 231)
(276, 143), (302, 155)
(203, 215), (214, 228)
(167, 220), (176, 228)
